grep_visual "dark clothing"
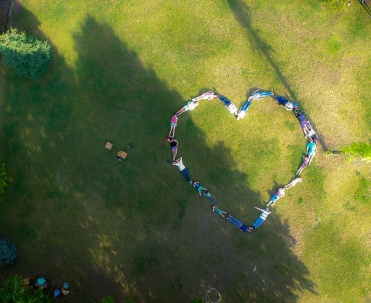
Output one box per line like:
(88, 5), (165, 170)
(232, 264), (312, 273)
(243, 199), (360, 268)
(296, 112), (305, 121)
(239, 224), (250, 232)
(275, 96), (289, 106)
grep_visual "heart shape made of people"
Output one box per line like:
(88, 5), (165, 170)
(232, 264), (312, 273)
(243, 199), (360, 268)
(166, 90), (318, 233)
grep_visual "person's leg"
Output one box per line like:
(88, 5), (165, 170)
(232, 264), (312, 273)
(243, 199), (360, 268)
(180, 168), (191, 183)
(176, 107), (186, 116)
(300, 121), (307, 136)
(227, 216), (243, 228)
(241, 100), (252, 111)
(228, 103), (238, 114)
(217, 95), (231, 106)
(252, 217), (264, 229)
(172, 148), (178, 161)
(296, 166), (303, 175)
(169, 125), (174, 137)
(171, 125), (176, 137)
(209, 196), (216, 204)
(308, 153), (315, 165)
(259, 91), (272, 97)
(268, 193), (278, 206)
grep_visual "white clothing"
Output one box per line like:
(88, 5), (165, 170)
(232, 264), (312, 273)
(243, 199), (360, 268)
(260, 209), (271, 220)
(173, 159), (185, 171)
(185, 101), (198, 111)
(192, 91), (216, 101)
(227, 104), (238, 115)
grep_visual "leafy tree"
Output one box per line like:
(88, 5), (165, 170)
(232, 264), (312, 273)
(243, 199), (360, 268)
(0, 238), (17, 266)
(190, 298), (203, 303)
(0, 163), (7, 202)
(0, 28), (53, 79)
(0, 275), (53, 303)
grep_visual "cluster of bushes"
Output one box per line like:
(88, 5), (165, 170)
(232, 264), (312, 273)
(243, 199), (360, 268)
(0, 28), (52, 79)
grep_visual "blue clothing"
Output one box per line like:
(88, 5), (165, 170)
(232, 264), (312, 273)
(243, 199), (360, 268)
(227, 216), (243, 228)
(257, 91), (272, 97)
(239, 224), (250, 232)
(241, 100), (252, 111)
(275, 95), (289, 105)
(307, 142), (317, 156)
(269, 193), (279, 204)
(252, 217), (265, 229)
(252, 209), (271, 229)
(53, 289), (61, 297)
(217, 95), (232, 106)
(180, 168), (190, 183)
(194, 182), (205, 192)
(228, 216), (250, 232)
(215, 208), (224, 216)
(205, 192), (216, 204)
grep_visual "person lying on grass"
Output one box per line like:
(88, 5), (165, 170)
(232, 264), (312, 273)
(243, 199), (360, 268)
(212, 205), (250, 232)
(236, 99), (252, 120)
(295, 109), (314, 137)
(274, 95), (298, 110)
(204, 189), (216, 204)
(176, 100), (199, 116)
(173, 157), (192, 184)
(247, 206), (271, 231)
(167, 137), (178, 161)
(169, 114), (178, 137)
(192, 181), (208, 197)
(284, 177), (302, 189)
(249, 89), (274, 100)
(267, 188), (285, 206)
(296, 156), (310, 175)
(306, 138), (317, 165)
(192, 91), (218, 101)
(212, 205), (229, 219)
(216, 94), (238, 115)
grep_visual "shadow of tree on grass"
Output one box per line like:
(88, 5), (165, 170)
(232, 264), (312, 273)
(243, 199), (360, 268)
(0, 7), (317, 303)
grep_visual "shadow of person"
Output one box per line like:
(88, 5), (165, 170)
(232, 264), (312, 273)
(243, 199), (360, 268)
(358, 0), (371, 16)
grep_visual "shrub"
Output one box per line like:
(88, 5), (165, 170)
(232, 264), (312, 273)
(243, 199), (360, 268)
(340, 142), (371, 162)
(0, 28), (53, 79)
(102, 297), (115, 303)
(0, 238), (17, 266)
(0, 163), (7, 202)
(0, 275), (53, 303)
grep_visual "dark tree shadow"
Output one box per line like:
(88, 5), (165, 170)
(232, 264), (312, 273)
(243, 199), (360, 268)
(0, 6), (317, 303)
(226, 0), (297, 100)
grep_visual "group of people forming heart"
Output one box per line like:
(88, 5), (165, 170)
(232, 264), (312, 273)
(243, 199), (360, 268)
(166, 90), (318, 233)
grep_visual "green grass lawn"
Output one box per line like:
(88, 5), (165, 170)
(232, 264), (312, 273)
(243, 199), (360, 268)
(0, 0), (370, 302)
